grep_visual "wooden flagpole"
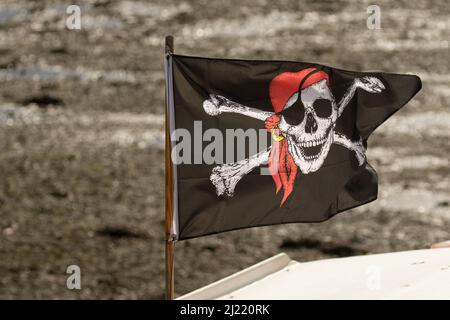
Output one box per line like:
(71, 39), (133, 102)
(165, 35), (175, 300)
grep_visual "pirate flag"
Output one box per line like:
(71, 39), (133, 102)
(165, 53), (421, 240)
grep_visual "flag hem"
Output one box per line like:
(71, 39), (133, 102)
(164, 52), (180, 240)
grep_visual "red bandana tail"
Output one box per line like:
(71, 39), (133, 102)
(265, 115), (298, 206)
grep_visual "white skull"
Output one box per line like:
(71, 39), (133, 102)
(278, 80), (337, 173)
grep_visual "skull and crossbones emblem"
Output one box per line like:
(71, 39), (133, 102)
(203, 68), (385, 205)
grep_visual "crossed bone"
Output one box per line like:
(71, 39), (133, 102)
(203, 76), (385, 197)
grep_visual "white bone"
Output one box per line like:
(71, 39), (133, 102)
(210, 148), (271, 197)
(337, 76), (385, 117)
(333, 132), (366, 165)
(203, 94), (274, 121)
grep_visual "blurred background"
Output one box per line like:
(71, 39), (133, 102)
(0, 0), (448, 299)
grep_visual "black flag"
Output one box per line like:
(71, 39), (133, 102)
(165, 53), (421, 240)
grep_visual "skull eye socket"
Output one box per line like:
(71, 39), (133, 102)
(281, 99), (305, 126)
(313, 98), (332, 118)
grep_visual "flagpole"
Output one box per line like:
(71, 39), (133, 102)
(165, 35), (175, 300)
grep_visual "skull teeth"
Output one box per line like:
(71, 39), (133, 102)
(304, 154), (320, 160)
(299, 137), (326, 147)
